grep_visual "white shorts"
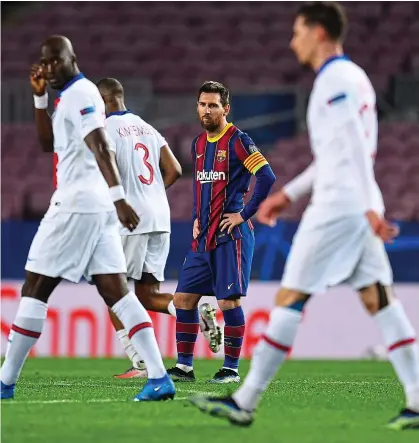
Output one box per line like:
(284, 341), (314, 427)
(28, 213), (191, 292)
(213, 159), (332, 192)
(25, 205), (127, 283)
(121, 232), (170, 282)
(282, 206), (393, 294)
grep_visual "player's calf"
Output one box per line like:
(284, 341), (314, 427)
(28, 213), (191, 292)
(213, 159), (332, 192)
(361, 283), (419, 419)
(211, 300), (245, 383)
(168, 293), (200, 380)
(1, 273), (61, 396)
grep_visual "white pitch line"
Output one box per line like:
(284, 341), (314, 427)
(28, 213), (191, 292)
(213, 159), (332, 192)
(271, 380), (395, 385)
(2, 397), (190, 405)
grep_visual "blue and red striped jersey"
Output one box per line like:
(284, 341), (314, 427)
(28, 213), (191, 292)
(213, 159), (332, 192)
(192, 123), (269, 252)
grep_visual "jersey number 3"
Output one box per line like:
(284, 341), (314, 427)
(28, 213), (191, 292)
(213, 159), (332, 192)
(135, 143), (154, 185)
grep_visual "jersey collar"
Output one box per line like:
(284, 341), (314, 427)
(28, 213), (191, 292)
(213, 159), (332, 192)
(317, 54), (350, 76)
(58, 72), (85, 96)
(207, 122), (233, 143)
(106, 110), (132, 118)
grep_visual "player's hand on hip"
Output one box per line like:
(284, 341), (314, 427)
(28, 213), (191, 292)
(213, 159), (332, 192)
(366, 210), (399, 243)
(257, 191), (290, 227)
(30, 64), (47, 96)
(219, 213), (244, 234)
(115, 200), (140, 232)
(193, 218), (200, 239)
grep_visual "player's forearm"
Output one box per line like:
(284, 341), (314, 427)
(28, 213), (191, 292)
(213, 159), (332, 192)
(85, 129), (121, 188)
(94, 147), (122, 188)
(34, 108), (54, 152)
(240, 164), (276, 221)
(282, 162), (315, 202)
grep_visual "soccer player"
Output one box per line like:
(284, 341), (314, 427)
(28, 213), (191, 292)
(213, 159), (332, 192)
(0, 36), (175, 401)
(167, 81), (276, 383)
(98, 78), (222, 379)
(97, 77), (181, 378)
(188, 3), (419, 429)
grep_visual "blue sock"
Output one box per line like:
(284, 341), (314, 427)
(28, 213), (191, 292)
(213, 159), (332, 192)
(222, 306), (245, 371)
(176, 308), (199, 367)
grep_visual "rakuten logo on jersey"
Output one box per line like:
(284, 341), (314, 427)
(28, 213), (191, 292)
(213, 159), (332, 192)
(196, 170), (226, 183)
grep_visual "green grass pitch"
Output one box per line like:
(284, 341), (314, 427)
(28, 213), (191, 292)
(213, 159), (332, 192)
(1, 358), (417, 443)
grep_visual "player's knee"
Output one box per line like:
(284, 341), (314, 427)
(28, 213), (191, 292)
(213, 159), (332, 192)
(93, 274), (130, 307)
(359, 282), (391, 315)
(21, 273), (56, 303)
(218, 297), (240, 311)
(276, 288), (310, 312)
(174, 292), (200, 309)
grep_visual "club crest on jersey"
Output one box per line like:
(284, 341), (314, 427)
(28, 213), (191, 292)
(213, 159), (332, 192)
(216, 149), (227, 162)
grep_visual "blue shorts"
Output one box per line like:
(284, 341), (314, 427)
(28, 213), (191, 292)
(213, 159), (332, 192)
(176, 233), (255, 299)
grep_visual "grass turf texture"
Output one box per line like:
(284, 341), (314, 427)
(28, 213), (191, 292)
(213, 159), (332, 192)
(1, 358), (417, 443)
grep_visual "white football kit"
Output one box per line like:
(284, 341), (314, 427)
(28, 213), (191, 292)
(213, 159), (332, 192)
(106, 111), (171, 282)
(26, 73), (127, 282)
(281, 55), (392, 293)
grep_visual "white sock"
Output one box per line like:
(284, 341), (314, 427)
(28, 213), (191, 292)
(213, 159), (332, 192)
(1, 297), (48, 386)
(233, 306), (301, 411)
(175, 363), (193, 372)
(112, 292), (166, 379)
(374, 300), (419, 411)
(168, 300), (176, 318)
(116, 329), (143, 369)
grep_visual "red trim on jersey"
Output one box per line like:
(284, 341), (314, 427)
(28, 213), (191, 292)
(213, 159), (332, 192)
(207, 125), (235, 250)
(224, 325), (245, 338)
(128, 322), (152, 339)
(236, 238), (243, 293)
(192, 134), (207, 252)
(11, 324), (41, 339)
(262, 334), (291, 353)
(388, 337), (416, 352)
(233, 136), (250, 163)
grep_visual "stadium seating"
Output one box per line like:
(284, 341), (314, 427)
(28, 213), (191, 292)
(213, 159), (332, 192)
(2, 1), (419, 92)
(2, 122), (419, 221)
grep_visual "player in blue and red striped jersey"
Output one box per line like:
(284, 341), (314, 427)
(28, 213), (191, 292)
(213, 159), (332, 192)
(167, 81), (276, 383)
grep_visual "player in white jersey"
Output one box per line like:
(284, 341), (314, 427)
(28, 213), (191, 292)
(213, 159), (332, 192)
(97, 78), (180, 378)
(0, 36), (176, 402)
(97, 78), (221, 379)
(189, 2), (419, 430)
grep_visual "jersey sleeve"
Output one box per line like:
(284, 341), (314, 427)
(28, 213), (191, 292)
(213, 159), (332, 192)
(283, 162), (315, 202)
(322, 81), (376, 211)
(234, 133), (269, 174)
(68, 89), (105, 140)
(155, 129), (167, 149)
(104, 120), (118, 154)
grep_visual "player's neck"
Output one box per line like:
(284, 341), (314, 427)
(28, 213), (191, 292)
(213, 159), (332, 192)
(107, 99), (126, 114)
(206, 120), (228, 139)
(312, 43), (344, 73)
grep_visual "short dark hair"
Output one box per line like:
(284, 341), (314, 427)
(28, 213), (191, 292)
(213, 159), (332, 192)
(96, 77), (124, 96)
(198, 81), (230, 107)
(297, 2), (347, 42)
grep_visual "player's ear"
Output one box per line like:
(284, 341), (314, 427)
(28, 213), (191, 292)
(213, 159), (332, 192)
(224, 104), (230, 117)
